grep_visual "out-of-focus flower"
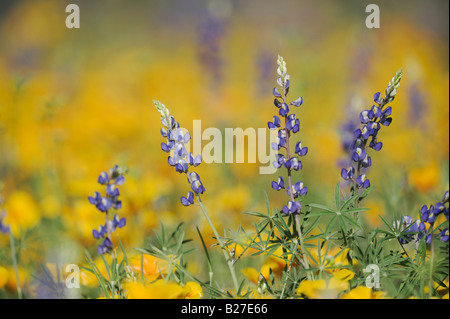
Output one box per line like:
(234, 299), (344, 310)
(40, 195), (62, 219)
(216, 185), (251, 213)
(4, 266), (28, 293)
(340, 286), (388, 299)
(197, 10), (227, 86)
(128, 254), (171, 282)
(0, 265), (8, 288)
(296, 275), (350, 299)
(409, 163), (440, 193)
(364, 200), (386, 227)
(79, 268), (98, 288)
(256, 50), (275, 94)
(241, 247), (287, 285)
(241, 267), (261, 285)
(333, 269), (355, 281)
(436, 277), (449, 297)
(184, 281), (203, 299)
(3, 191), (40, 236)
(339, 96), (364, 172)
(124, 279), (188, 299)
(307, 246), (355, 272)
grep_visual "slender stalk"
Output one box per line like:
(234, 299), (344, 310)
(295, 214), (313, 280)
(399, 242), (410, 259)
(428, 227), (435, 299)
(279, 241), (298, 299)
(9, 231), (22, 299)
(196, 194), (240, 293)
(105, 210), (112, 242)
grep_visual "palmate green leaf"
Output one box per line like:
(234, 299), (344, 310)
(234, 222), (271, 263)
(117, 236), (129, 266)
(168, 222), (185, 243)
(378, 214), (395, 233)
(258, 243), (283, 259)
(307, 203), (336, 213)
(343, 207), (370, 214)
(341, 214), (360, 229)
(302, 216), (321, 237)
(358, 185), (375, 203)
(269, 267), (276, 292)
(340, 190), (361, 210)
(337, 216), (347, 233)
(307, 210), (335, 217)
(373, 228), (395, 237)
(237, 278), (247, 296)
(242, 211), (268, 218)
(272, 217), (289, 238)
(325, 215), (337, 235)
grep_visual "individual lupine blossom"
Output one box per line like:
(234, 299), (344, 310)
(268, 55), (308, 215)
(88, 165), (126, 255)
(0, 209), (10, 234)
(154, 100), (204, 207)
(341, 69), (403, 190)
(419, 190), (449, 243)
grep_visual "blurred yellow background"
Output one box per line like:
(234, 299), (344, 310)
(0, 0), (448, 296)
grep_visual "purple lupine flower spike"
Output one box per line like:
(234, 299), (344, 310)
(268, 56), (308, 215)
(340, 69), (402, 191)
(154, 100), (206, 206)
(89, 165), (126, 254)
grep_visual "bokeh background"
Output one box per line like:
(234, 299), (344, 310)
(0, 0), (448, 297)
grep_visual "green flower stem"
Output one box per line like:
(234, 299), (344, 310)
(295, 213), (313, 281)
(195, 194), (240, 293)
(9, 231), (22, 299)
(428, 227), (435, 299)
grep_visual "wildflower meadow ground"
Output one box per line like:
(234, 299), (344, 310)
(0, 0), (448, 304)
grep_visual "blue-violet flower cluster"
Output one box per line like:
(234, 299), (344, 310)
(269, 55), (308, 215)
(420, 190), (449, 243)
(398, 190), (449, 245)
(341, 69), (403, 190)
(88, 165), (126, 255)
(154, 100), (204, 207)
